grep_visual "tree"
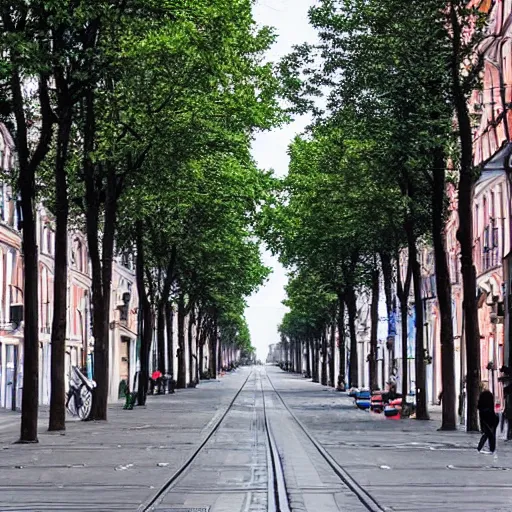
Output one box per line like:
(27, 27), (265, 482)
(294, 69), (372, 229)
(42, 1), (108, 432)
(448, 0), (489, 432)
(261, 119), (404, 390)
(277, 0), (473, 424)
(279, 271), (337, 383)
(1, 4), (55, 442)
(75, 0), (280, 417)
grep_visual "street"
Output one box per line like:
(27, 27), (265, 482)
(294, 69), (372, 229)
(0, 366), (510, 512)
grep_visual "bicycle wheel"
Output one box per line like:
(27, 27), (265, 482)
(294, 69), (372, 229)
(77, 386), (93, 420)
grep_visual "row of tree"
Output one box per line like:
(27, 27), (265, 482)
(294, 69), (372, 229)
(260, 0), (489, 431)
(0, 0), (281, 442)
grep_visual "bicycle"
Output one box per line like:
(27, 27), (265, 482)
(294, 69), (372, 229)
(66, 366), (96, 420)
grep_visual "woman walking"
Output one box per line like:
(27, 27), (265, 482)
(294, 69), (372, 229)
(477, 390), (499, 454)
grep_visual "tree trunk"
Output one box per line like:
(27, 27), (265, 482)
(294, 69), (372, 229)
(337, 296), (346, 390)
(136, 221), (152, 406)
(91, 162), (116, 420)
(369, 265), (380, 392)
(157, 301), (166, 374)
(400, 295), (409, 405)
(329, 317), (336, 387)
(199, 339), (204, 379)
(311, 339), (319, 382)
(380, 253), (394, 319)
(166, 303), (174, 379)
(305, 338), (311, 378)
(450, 1), (481, 432)
(83, 90), (117, 421)
(320, 328), (327, 386)
(209, 315), (218, 379)
(14, 72), (54, 443)
(209, 334), (216, 378)
(177, 294), (186, 388)
(432, 149), (456, 430)
(49, 100), (71, 432)
(380, 252), (395, 378)
(346, 287), (359, 388)
(397, 251), (412, 410)
(159, 248), (176, 377)
(409, 232), (429, 420)
(217, 335), (222, 373)
(138, 300), (152, 406)
(298, 339), (303, 375)
(165, 302), (175, 391)
(321, 329), (328, 385)
(188, 307), (195, 386)
(196, 309), (204, 380)
(19, 177), (40, 442)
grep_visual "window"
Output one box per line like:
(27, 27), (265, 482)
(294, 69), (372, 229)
(0, 134), (4, 170)
(73, 239), (84, 272)
(0, 184), (5, 222)
(78, 242), (83, 272)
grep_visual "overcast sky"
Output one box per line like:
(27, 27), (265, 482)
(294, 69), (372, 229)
(246, 0), (318, 361)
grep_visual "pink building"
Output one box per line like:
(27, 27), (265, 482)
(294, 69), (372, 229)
(0, 122), (140, 409)
(473, 172), (509, 405)
(470, 0), (512, 406)
(0, 124), (23, 411)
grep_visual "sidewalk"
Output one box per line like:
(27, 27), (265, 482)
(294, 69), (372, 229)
(0, 369), (250, 511)
(268, 367), (512, 512)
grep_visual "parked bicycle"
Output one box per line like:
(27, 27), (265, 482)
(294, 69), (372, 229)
(66, 366), (96, 420)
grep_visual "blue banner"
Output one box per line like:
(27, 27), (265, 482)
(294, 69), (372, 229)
(388, 311), (397, 337)
(407, 306), (416, 359)
(87, 354), (93, 380)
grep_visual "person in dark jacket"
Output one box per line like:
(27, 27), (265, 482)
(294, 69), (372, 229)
(477, 390), (499, 454)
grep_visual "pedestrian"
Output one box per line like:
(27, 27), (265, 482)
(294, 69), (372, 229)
(477, 389), (499, 454)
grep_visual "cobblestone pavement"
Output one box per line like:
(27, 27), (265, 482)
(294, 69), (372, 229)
(148, 368), (370, 512)
(266, 366), (512, 512)
(1, 366), (511, 512)
(151, 369), (268, 512)
(262, 370), (370, 512)
(0, 371), (250, 511)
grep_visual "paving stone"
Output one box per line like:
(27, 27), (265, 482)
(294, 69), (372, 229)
(266, 366), (512, 512)
(2, 366), (511, 511)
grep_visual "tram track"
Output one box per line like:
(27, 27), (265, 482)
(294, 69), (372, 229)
(139, 367), (385, 512)
(138, 369), (255, 511)
(261, 371), (291, 512)
(139, 368), (291, 512)
(263, 368), (385, 512)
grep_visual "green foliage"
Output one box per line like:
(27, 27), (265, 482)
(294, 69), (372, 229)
(1, 0), (282, 369)
(108, 0), (282, 351)
(270, 0), (473, 340)
(279, 269), (337, 342)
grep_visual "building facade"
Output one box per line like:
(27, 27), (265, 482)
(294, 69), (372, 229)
(0, 123), (23, 411)
(0, 122), (142, 410)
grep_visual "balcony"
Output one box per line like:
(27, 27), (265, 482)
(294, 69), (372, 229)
(481, 223), (501, 273)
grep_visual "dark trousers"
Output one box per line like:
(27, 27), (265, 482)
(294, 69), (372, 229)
(478, 421), (497, 453)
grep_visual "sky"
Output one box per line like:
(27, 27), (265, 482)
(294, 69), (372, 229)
(246, 0), (318, 361)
